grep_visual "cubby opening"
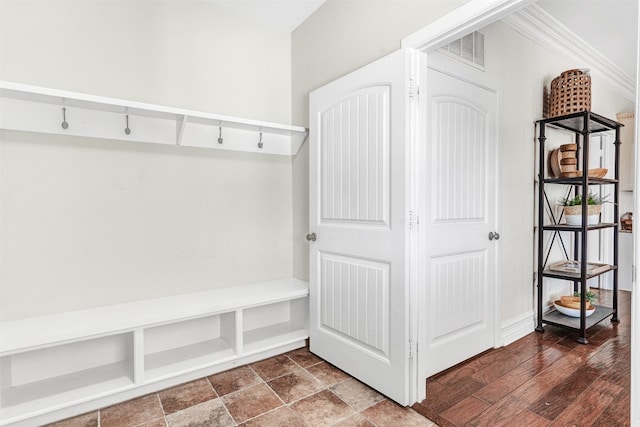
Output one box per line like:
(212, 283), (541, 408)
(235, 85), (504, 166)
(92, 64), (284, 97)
(242, 297), (308, 354)
(144, 312), (236, 381)
(0, 333), (134, 423)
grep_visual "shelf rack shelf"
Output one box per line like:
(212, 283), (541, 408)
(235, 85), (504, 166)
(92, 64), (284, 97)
(541, 304), (615, 330)
(535, 111), (623, 344)
(542, 264), (617, 281)
(0, 81), (308, 156)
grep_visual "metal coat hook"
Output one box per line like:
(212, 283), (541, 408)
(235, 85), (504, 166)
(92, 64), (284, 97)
(258, 132), (263, 149)
(124, 115), (131, 135)
(61, 107), (68, 129)
(218, 126), (223, 144)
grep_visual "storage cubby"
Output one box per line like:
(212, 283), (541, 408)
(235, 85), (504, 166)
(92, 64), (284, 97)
(0, 334), (134, 423)
(242, 297), (308, 354)
(144, 313), (237, 382)
(0, 278), (308, 426)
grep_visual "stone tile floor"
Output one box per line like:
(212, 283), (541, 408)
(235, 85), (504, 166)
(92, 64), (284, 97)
(48, 348), (436, 427)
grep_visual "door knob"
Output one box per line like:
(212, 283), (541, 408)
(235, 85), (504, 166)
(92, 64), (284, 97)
(306, 233), (316, 242)
(488, 231), (500, 241)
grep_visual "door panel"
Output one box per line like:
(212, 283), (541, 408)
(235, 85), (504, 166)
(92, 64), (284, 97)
(430, 250), (487, 342)
(432, 100), (487, 223)
(309, 49), (418, 405)
(319, 252), (390, 359)
(422, 66), (498, 378)
(319, 85), (390, 227)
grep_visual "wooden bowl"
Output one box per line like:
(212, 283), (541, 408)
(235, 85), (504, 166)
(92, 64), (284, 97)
(554, 300), (595, 317)
(549, 148), (561, 177)
(576, 168), (608, 178)
(560, 143), (577, 152)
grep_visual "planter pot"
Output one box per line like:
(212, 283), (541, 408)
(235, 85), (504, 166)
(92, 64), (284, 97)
(564, 205), (602, 225)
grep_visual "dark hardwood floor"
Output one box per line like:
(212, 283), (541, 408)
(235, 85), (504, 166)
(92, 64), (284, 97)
(413, 289), (631, 427)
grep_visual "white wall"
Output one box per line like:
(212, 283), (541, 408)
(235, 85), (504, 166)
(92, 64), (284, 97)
(290, 0), (635, 330)
(0, 0), (292, 123)
(291, 0), (469, 280)
(481, 20), (634, 322)
(0, 0), (294, 320)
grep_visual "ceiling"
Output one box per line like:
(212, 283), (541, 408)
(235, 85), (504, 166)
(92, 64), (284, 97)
(213, 0), (326, 33)
(216, 0), (638, 81)
(537, 0), (638, 80)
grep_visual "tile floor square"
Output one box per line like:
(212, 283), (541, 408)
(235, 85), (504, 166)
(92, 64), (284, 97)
(166, 399), (233, 427)
(307, 361), (350, 386)
(267, 369), (323, 403)
(290, 390), (355, 427)
(250, 355), (299, 381)
(158, 378), (217, 415)
(222, 383), (283, 423)
(238, 407), (305, 427)
(287, 347), (323, 368)
(100, 394), (164, 427)
(208, 365), (262, 396)
(44, 349), (437, 427)
(331, 378), (385, 411)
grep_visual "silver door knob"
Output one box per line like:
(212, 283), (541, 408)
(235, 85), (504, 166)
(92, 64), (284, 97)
(488, 231), (500, 241)
(306, 233), (316, 242)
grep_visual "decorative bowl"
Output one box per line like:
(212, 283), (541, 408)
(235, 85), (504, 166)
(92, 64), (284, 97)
(554, 300), (595, 317)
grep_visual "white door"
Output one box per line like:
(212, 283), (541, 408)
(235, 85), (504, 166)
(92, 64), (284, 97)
(308, 49), (421, 405)
(420, 64), (499, 378)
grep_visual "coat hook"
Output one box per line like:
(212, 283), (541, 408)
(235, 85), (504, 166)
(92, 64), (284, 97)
(61, 107), (68, 129)
(124, 115), (131, 135)
(258, 132), (263, 149)
(218, 126), (223, 144)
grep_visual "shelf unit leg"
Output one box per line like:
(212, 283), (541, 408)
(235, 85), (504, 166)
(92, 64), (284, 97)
(535, 325), (545, 333)
(576, 336), (589, 345)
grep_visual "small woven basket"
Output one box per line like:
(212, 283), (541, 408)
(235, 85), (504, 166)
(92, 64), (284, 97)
(564, 204), (601, 216)
(549, 69), (591, 117)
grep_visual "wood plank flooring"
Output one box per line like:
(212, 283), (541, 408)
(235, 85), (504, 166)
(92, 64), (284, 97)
(413, 289), (631, 427)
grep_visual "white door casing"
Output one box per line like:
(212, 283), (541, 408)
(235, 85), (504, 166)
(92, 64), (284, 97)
(420, 60), (499, 379)
(308, 48), (421, 406)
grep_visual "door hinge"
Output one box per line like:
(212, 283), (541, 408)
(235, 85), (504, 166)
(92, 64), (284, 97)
(408, 340), (416, 358)
(409, 210), (418, 229)
(409, 79), (419, 99)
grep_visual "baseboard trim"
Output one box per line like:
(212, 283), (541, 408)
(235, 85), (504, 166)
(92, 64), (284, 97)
(501, 309), (535, 346)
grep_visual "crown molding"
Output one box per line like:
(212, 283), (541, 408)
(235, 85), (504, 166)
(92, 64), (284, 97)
(503, 4), (635, 101)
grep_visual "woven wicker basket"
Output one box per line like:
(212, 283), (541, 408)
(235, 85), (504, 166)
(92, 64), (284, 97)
(564, 204), (601, 216)
(550, 69), (591, 117)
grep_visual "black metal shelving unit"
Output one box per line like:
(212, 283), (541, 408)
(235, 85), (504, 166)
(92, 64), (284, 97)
(536, 111), (622, 344)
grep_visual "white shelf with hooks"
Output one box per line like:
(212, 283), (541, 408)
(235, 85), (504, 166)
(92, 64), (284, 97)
(0, 81), (308, 156)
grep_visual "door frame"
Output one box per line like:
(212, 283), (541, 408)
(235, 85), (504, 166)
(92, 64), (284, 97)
(416, 51), (502, 401)
(401, 0), (639, 420)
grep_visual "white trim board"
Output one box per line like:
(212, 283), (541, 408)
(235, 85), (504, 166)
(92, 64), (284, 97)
(501, 310), (535, 346)
(502, 4), (635, 102)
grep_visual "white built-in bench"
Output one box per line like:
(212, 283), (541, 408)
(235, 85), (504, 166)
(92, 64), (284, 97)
(0, 278), (309, 427)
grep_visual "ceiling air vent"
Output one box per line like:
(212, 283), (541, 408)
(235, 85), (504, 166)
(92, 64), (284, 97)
(439, 31), (485, 69)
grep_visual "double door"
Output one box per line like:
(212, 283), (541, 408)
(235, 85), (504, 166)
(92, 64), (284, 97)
(308, 49), (499, 404)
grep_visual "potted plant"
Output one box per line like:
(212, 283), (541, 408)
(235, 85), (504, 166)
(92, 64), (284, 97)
(575, 290), (597, 305)
(559, 192), (608, 225)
